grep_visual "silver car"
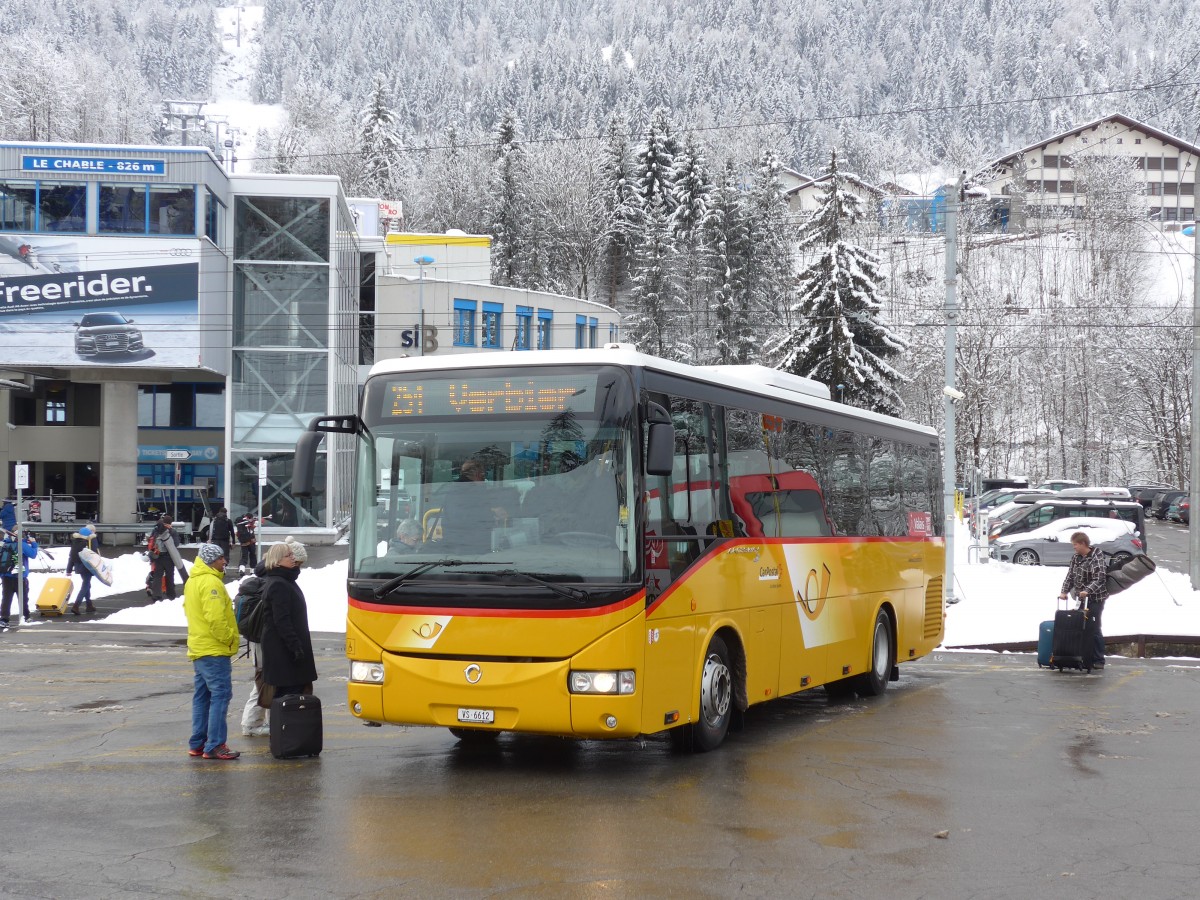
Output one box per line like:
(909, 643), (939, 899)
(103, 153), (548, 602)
(990, 517), (1143, 567)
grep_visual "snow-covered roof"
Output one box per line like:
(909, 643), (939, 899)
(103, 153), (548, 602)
(980, 112), (1200, 173)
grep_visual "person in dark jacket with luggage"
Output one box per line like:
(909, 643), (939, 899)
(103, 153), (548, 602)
(147, 515), (185, 600)
(208, 508), (234, 569)
(65, 525), (97, 615)
(260, 539), (317, 696)
(1059, 531), (1109, 669)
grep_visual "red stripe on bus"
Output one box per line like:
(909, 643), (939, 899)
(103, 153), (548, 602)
(348, 591), (646, 618)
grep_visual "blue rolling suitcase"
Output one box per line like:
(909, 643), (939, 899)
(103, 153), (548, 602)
(1037, 620), (1054, 668)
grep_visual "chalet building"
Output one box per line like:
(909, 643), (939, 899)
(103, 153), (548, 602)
(973, 113), (1199, 230)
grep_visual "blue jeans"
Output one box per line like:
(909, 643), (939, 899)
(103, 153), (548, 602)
(190, 656), (233, 754)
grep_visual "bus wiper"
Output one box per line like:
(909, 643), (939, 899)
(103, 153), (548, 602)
(472, 569), (591, 604)
(373, 559), (466, 599)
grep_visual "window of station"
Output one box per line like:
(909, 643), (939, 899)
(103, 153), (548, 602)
(515, 306), (533, 350)
(481, 302), (502, 349)
(38, 182), (87, 232)
(149, 185), (196, 235)
(454, 299), (477, 346)
(0, 181), (37, 231)
(537, 309), (553, 349)
(99, 184), (197, 235)
(575, 315), (588, 349)
(205, 188), (224, 243)
(139, 383), (225, 429)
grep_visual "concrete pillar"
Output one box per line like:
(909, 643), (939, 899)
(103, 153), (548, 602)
(100, 382), (139, 543)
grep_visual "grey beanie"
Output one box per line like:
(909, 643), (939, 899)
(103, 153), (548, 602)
(198, 543), (226, 565)
(284, 535), (308, 564)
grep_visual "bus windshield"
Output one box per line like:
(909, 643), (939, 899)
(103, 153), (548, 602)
(351, 366), (638, 588)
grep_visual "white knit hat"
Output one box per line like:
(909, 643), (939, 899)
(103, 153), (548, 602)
(284, 535), (308, 564)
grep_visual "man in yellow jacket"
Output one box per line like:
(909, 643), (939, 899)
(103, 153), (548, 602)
(184, 544), (240, 760)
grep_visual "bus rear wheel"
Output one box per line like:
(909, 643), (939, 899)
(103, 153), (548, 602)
(853, 608), (895, 697)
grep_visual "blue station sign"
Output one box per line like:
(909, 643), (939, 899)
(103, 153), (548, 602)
(21, 155), (166, 176)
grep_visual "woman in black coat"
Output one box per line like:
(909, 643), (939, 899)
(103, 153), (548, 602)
(259, 540), (317, 696)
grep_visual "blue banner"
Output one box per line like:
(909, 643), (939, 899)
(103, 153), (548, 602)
(0, 263), (198, 315)
(22, 155), (166, 176)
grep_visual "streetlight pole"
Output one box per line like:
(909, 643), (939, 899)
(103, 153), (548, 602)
(414, 255), (435, 356)
(944, 173), (965, 605)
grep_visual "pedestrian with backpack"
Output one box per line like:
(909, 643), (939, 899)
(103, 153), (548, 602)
(147, 515), (186, 600)
(235, 514), (258, 577)
(1, 531), (38, 627)
(65, 525), (98, 615)
(209, 508), (234, 573)
(233, 572), (270, 736)
(184, 543), (240, 760)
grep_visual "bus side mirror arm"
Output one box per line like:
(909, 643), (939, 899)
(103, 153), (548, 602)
(293, 415), (364, 497)
(645, 402), (674, 476)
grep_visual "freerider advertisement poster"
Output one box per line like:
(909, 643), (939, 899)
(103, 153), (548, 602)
(0, 235), (201, 368)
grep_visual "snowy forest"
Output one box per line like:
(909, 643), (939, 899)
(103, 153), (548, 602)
(0, 0), (1198, 486)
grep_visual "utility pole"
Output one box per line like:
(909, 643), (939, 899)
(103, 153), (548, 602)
(943, 173), (965, 605)
(1190, 220), (1200, 588)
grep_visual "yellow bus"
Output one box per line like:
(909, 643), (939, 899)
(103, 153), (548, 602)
(295, 346), (944, 751)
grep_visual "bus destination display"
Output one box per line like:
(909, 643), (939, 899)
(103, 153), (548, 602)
(386, 375), (597, 418)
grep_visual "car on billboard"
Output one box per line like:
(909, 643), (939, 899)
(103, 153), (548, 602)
(74, 311), (144, 356)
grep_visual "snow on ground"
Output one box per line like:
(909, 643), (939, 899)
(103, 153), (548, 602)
(14, 520), (1199, 647)
(207, 6), (285, 171)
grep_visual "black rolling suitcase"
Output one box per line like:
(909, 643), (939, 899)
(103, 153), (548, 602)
(270, 694), (323, 758)
(1051, 597), (1094, 672)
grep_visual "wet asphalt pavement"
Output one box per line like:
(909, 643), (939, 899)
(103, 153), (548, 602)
(2, 622), (1199, 899)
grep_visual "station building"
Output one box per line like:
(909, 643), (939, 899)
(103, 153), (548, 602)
(0, 143), (620, 541)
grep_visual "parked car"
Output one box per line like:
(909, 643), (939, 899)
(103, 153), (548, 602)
(1181, 500), (1191, 525)
(988, 498), (1147, 552)
(1035, 479), (1083, 492)
(1056, 486), (1132, 500)
(1167, 497), (1187, 523)
(990, 517), (1143, 567)
(1150, 490), (1186, 520)
(1132, 486), (1172, 511)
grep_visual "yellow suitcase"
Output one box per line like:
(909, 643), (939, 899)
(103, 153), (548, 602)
(36, 576), (73, 617)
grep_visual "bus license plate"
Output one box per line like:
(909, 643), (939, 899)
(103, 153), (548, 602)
(457, 707), (495, 724)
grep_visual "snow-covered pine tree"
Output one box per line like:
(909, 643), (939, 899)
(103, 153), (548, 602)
(625, 204), (683, 359)
(633, 108), (679, 216)
(775, 151), (908, 415)
(704, 159), (753, 364)
(745, 149), (796, 329)
(597, 117), (641, 308)
(670, 133), (715, 359)
(355, 74), (405, 197)
(487, 110), (531, 287)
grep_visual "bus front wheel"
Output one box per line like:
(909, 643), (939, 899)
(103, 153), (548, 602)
(693, 634), (734, 752)
(854, 608), (895, 697)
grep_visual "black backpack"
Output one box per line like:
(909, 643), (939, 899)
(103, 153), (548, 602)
(0, 541), (16, 575)
(235, 577), (267, 642)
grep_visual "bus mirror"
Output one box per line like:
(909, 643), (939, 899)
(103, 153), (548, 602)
(293, 415), (363, 496)
(646, 423), (674, 475)
(293, 430), (324, 497)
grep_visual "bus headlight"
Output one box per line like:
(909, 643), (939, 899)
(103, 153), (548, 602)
(569, 670), (635, 695)
(350, 661), (385, 684)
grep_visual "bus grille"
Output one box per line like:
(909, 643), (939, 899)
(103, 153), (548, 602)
(924, 577), (943, 640)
